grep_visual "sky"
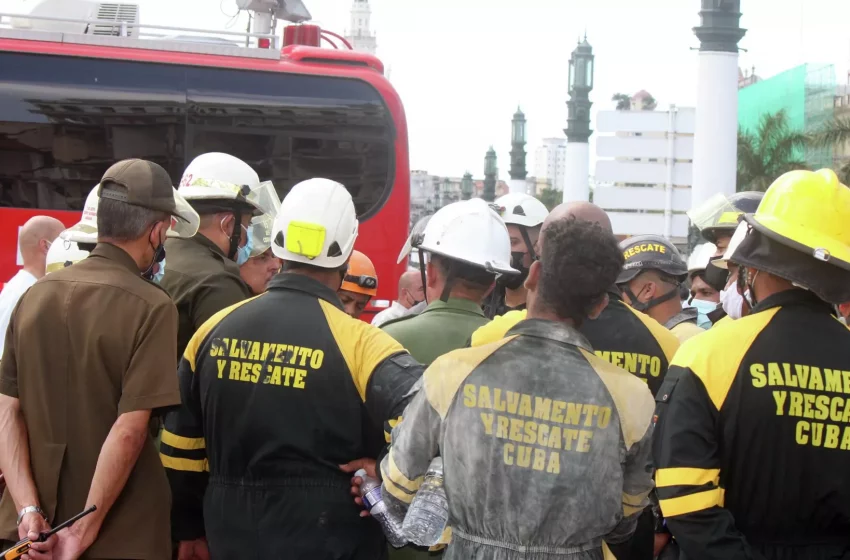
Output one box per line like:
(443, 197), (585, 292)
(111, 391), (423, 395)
(8, 0), (850, 178)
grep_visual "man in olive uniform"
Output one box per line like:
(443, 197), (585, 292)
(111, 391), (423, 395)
(0, 160), (198, 559)
(617, 235), (705, 342)
(382, 198), (518, 365)
(161, 152), (275, 356)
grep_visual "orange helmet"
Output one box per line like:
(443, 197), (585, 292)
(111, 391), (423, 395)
(341, 250), (378, 297)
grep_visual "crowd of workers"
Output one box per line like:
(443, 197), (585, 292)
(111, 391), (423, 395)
(0, 151), (848, 560)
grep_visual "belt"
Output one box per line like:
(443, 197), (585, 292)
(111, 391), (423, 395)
(209, 474), (350, 491)
(452, 527), (602, 555)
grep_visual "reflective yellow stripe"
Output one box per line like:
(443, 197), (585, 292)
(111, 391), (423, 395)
(623, 489), (650, 508)
(160, 453), (209, 473)
(161, 430), (205, 451)
(659, 488), (724, 517)
(386, 455), (423, 493)
(383, 477), (414, 504)
(623, 502), (645, 517)
(656, 467), (720, 488)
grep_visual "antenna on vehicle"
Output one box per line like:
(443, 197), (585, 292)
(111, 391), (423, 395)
(234, 0), (311, 48)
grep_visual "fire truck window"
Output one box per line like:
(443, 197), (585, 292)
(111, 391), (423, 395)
(0, 53), (187, 210)
(185, 67), (394, 220)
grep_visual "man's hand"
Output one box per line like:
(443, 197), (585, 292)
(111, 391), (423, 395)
(177, 538), (210, 560)
(654, 532), (671, 557)
(340, 458), (377, 518)
(51, 525), (92, 560)
(17, 512), (55, 560)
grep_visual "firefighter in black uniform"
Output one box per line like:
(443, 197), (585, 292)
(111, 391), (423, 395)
(654, 169), (850, 560)
(161, 178), (424, 560)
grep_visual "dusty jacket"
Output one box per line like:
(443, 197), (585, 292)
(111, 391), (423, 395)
(654, 290), (850, 560)
(382, 319), (655, 560)
(161, 274), (423, 559)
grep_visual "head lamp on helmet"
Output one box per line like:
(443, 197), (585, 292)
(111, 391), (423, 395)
(340, 250), (378, 297)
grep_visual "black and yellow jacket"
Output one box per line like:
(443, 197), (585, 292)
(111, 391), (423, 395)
(382, 319), (656, 560)
(653, 289), (850, 560)
(471, 292), (680, 396)
(161, 273), (423, 559)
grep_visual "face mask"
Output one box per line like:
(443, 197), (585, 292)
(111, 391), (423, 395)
(719, 285), (747, 320)
(688, 298), (718, 329)
(500, 251), (529, 290)
(703, 258), (729, 292)
(403, 289), (423, 307)
(143, 242), (167, 283)
(236, 223), (254, 266)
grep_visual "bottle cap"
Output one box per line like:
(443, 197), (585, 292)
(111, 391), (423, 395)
(354, 469), (367, 479)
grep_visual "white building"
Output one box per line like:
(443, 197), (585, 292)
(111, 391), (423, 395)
(593, 107), (696, 243)
(344, 0), (377, 55)
(534, 138), (567, 192)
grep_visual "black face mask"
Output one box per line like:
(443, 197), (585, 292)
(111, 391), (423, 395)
(143, 242), (166, 281)
(703, 257), (729, 292)
(500, 251), (529, 290)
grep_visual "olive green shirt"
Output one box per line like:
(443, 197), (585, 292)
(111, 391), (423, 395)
(160, 234), (252, 359)
(381, 298), (489, 365)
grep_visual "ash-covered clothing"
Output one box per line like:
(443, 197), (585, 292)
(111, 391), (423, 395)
(471, 293), (680, 397)
(160, 234), (252, 358)
(383, 319), (655, 560)
(664, 307), (706, 343)
(162, 273), (423, 559)
(653, 289), (850, 560)
(382, 298), (489, 365)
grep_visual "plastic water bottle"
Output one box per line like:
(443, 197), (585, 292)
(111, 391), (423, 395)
(355, 469), (408, 548)
(402, 457), (449, 546)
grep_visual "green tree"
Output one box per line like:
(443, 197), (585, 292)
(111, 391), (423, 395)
(536, 187), (562, 211)
(642, 95), (657, 111)
(612, 93), (631, 111)
(810, 116), (850, 183)
(737, 110), (809, 192)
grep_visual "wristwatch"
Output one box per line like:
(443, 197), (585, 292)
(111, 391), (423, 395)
(16, 505), (47, 526)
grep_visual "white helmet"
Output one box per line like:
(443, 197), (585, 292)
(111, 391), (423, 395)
(178, 153), (269, 215)
(46, 236), (90, 274)
(415, 198), (517, 275)
(271, 178), (358, 269)
(687, 243), (717, 274)
(493, 193), (548, 228)
(61, 185), (100, 245)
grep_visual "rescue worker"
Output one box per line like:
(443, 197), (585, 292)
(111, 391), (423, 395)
(617, 235), (705, 342)
(483, 193), (549, 318)
(382, 213), (655, 560)
(371, 270), (425, 328)
(382, 198), (517, 364)
(0, 216), (64, 356)
(687, 191), (764, 324)
(654, 169), (850, 560)
(686, 243), (720, 329)
(161, 178), (423, 560)
(338, 250), (378, 319)
(162, 152), (276, 356)
(239, 189), (283, 295)
(0, 160), (199, 559)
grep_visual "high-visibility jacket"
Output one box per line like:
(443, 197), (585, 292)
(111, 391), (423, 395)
(471, 292), (679, 396)
(653, 289), (850, 560)
(665, 308), (706, 343)
(382, 319), (655, 560)
(161, 273), (423, 559)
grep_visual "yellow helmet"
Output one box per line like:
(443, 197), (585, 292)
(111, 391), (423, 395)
(743, 169), (850, 271)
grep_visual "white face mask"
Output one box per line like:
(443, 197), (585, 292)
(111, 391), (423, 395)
(719, 286), (748, 320)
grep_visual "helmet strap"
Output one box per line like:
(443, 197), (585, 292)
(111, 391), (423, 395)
(520, 226), (537, 261)
(440, 269), (455, 303)
(226, 209), (243, 261)
(622, 282), (680, 312)
(418, 250), (428, 305)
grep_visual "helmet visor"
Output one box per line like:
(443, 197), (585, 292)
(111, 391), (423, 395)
(687, 193), (741, 231)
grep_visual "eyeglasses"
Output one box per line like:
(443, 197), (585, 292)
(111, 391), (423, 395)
(344, 274), (377, 289)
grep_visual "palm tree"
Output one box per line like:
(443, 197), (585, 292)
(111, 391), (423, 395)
(737, 110), (809, 192)
(612, 93), (631, 111)
(642, 95), (657, 111)
(810, 116), (850, 183)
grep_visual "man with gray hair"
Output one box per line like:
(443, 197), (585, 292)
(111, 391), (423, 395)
(0, 216), (64, 356)
(0, 159), (198, 559)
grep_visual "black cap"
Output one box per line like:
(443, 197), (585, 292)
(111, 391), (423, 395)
(617, 234), (688, 284)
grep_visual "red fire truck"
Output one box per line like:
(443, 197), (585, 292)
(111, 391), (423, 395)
(0, 0), (409, 319)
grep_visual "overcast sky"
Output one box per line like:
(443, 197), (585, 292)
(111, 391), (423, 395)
(10, 0), (850, 178)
